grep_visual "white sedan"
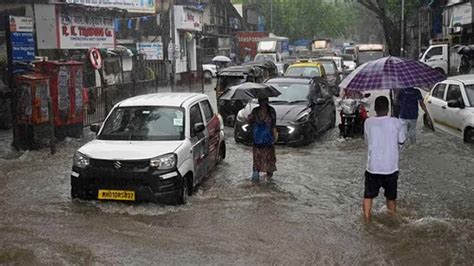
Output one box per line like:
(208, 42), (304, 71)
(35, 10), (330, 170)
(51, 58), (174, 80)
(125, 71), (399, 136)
(424, 75), (474, 143)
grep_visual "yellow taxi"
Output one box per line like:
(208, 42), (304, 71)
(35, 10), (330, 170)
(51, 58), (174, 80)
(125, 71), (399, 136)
(284, 60), (327, 79)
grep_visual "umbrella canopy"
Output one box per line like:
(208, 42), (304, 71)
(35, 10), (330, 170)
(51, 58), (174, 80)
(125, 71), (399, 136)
(212, 55), (232, 62)
(219, 82), (281, 100)
(339, 56), (446, 91)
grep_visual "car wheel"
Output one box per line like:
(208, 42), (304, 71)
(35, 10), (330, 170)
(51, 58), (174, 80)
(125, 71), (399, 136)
(304, 126), (315, 145)
(218, 141), (226, 163)
(464, 128), (474, 143)
(176, 176), (189, 205)
(423, 113), (434, 131)
(330, 111), (336, 129)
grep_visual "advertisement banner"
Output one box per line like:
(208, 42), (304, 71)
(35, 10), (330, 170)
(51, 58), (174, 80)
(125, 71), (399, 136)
(65, 0), (155, 14)
(137, 42), (163, 60)
(174, 6), (202, 31)
(8, 16), (35, 63)
(58, 9), (115, 49)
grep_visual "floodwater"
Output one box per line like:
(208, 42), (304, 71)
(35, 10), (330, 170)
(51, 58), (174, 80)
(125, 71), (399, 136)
(0, 90), (473, 265)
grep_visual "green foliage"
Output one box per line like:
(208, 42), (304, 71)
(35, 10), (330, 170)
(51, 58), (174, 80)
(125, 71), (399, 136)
(232, 0), (362, 41)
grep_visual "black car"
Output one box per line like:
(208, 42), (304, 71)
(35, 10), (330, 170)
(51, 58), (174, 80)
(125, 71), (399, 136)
(234, 77), (336, 146)
(314, 58), (341, 97)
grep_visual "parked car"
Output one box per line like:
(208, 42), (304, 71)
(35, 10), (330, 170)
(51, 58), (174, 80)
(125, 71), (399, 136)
(71, 93), (226, 204)
(202, 63), (217, 80)
(234, 77), (336, 146)
(424, 75), (474, 143)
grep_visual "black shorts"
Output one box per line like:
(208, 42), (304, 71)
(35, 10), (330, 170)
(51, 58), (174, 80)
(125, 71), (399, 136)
(364, 171), (399, 200)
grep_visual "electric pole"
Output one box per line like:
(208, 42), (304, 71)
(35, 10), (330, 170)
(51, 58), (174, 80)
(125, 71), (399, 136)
(401, 0), (405, 57)
(170, 0), (176, 91)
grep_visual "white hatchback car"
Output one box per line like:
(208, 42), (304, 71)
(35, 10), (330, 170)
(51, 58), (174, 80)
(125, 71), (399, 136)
(71, 93), (226, 204)
(424, 75), (474, 143)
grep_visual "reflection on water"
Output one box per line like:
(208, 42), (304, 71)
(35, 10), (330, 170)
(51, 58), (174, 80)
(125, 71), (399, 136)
(0, 114), (473, 264)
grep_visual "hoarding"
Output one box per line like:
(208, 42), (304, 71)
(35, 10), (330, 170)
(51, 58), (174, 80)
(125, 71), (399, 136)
(65, 0), (155, 14)
(137, 42), (163, 60)
(58, 9), (115, 49)
(174, 5), (202, 31)
(7, 16), (35, 63)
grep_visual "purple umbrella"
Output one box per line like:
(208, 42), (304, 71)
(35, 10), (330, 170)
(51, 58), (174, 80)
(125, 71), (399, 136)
(339, 56), (446, 91)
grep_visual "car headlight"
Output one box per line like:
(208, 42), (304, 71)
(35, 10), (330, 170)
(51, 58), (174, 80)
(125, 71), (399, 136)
(236, 110), (246, 122)
(73, 151), (89, 168)
(295, 112), (310, 123)
(150, 153), (177, 170)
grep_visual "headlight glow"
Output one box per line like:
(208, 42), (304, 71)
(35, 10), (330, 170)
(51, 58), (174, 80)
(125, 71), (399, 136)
(150, 153), (177, 170)
(242, 124), (249, 132)
(287, 126), (295, 134)
(73, 152), (89, 168)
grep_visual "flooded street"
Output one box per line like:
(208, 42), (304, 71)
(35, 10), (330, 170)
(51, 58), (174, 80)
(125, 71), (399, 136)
(0, 88), (473, 265)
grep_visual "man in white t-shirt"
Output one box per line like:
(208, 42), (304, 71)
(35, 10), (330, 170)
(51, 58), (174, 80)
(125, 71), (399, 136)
(363, 96), (406, 222)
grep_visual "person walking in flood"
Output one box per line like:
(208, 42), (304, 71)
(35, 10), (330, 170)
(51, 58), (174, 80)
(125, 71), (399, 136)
(248, 98), (277, 182)
(398, 87), (428, 144)
(363, 96), (406, 222)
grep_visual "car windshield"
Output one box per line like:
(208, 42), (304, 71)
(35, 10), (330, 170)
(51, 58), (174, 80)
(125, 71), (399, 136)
(321, 58), (341, 69)
(268, 83), (310, 104)
(255, 54), (276, 62)
(341, 54), (354, 61)
(285, 66), (321, 77)
(98, 106), (185, 141)
(320, 62), (336, 74)
(465, 85), (474, 106)
(358, 51), (384, 64)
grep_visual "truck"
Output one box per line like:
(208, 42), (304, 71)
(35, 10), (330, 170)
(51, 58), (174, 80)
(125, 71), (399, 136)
(235, 31), (269, 63)
(418, 40), (462, 76)
(355, 44), (385, 66)
(254, 34), (290, 75)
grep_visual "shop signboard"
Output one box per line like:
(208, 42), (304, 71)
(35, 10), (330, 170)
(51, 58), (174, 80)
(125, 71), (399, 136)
(137, 42), (163, 60)
(58, 9), (115, 49)
(451, 3), (473, 26)
(174, 5), (202, 31)
(65, 0), (155, 14)
(7, 16), (35, 63)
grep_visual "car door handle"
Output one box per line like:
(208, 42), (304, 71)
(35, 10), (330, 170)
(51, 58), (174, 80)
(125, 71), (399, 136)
(442, 106), (447, 109)
(427, 100), (432, 104)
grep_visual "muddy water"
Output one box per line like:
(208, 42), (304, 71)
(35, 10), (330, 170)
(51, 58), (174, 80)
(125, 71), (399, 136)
(0, 95), (473, 264)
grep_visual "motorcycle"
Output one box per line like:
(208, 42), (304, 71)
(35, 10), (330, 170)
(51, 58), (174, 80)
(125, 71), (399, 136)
(335, 94), (370, 138)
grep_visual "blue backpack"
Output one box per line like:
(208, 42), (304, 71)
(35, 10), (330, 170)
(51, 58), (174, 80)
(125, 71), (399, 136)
(253, 121), (273, 146)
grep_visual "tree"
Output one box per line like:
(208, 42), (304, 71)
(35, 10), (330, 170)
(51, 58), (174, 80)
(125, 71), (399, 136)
(357, 0), (423, 56)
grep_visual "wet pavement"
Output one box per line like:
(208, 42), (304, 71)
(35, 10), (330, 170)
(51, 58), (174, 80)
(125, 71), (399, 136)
(0, 85), (473, 265)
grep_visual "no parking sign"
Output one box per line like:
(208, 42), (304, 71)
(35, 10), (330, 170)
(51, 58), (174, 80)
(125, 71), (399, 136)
(88, 48), (103, 70)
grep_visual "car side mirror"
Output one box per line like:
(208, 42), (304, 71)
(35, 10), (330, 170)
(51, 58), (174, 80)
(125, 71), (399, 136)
(193, 122), (206, 135)
(90, 123), (102, 134)
(447, 99), (465, 109)
(364, 93), (371, 98)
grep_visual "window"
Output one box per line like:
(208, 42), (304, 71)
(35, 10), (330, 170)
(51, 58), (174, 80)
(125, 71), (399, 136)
(446, 85), (463, 103)
(464, 85), (474, 106)
(425, 47), (442, 59)
(285, 66), (321, 77)
(432, 83), (446, 100)
(321, 62), (336, 75)
(98, 107), (184, 141)
(190, 104), (204, 136)
(200, 100), (214, 122)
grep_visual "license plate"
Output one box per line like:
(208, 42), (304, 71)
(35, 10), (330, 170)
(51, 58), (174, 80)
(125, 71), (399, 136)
(98, 189), (135, 201)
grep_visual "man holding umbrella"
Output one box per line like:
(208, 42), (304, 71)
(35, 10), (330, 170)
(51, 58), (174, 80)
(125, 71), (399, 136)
(339, 56), (445, 222)
(398, 87), (429, 144)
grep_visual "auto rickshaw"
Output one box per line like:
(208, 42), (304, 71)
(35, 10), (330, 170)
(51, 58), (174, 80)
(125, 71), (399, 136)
(215, 61), (278, 126)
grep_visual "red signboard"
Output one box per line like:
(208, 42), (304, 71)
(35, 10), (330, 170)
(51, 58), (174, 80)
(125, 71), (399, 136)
(235, 31), (269, 62)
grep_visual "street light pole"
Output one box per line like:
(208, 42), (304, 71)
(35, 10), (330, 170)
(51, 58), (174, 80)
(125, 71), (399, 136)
(270, 0), (273, 33)
(170, 0), (176, 91)
(401, 0), (405, 57)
